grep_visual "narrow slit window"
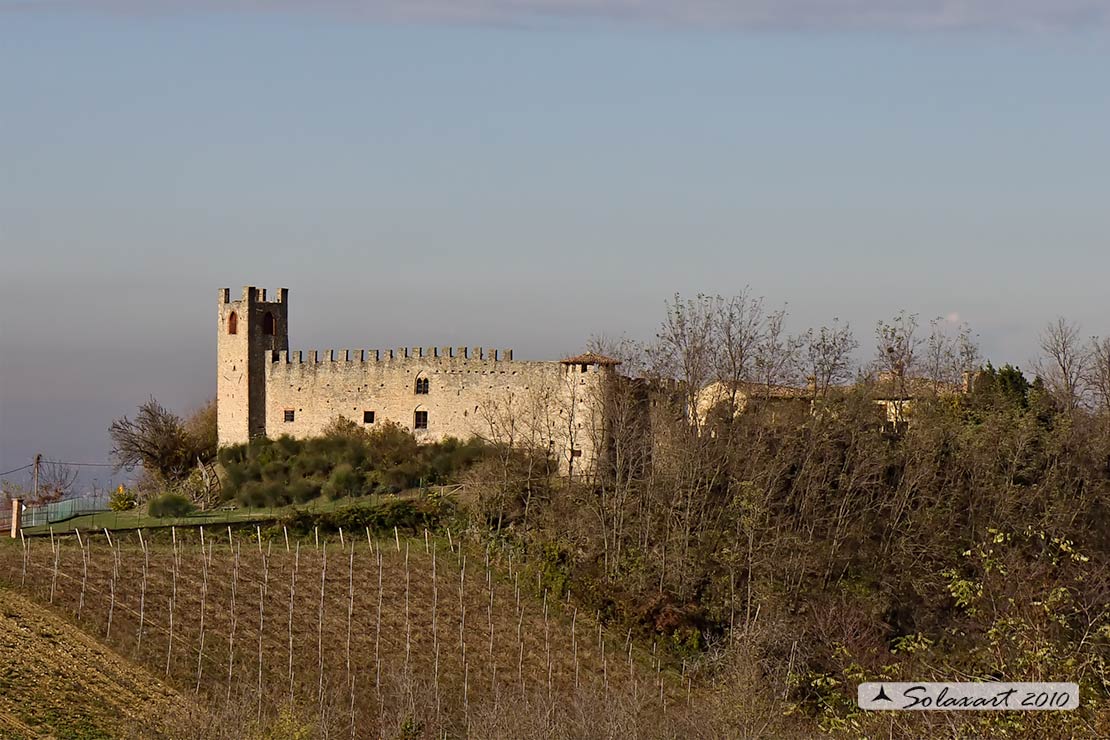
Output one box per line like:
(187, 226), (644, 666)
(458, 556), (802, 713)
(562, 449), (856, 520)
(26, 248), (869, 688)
(228, 311), (238, 334)
(283, 409), (295, 423)
(363, 410), (375, 424)
(414, 410), (428, 429)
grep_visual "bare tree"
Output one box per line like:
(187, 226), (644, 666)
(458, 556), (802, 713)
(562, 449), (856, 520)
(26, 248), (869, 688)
(474, 387), (526, 533)
(474, 376), (560, 530)
(583, 336), (653, 581)
(924, 317), (957, 392)
(109, 397), (192, 482)
(875, 311), (919, 377)
(648, 294), (750, 596)
(30, 461), (78, 505)
(1037, 317), (1088, 409)
(804, 320), (858, 400)
(653, 294), (716, 433)
(954, 322), (981, 389)
(1086, 336), (1110, 415)
(924, 318), (981, 392)
(874, 311), (920, 422)
(753, 307), (803, 397)
(711, 290), (765, 412)
(0, 459), (79, 506)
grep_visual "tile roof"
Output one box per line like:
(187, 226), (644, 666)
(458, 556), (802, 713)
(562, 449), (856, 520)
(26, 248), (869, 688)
(560, 352), (622, 366)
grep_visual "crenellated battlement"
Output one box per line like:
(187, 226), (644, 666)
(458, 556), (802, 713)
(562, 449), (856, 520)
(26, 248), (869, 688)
(219, 286), (289, 305)
(271, 347), (515, 365)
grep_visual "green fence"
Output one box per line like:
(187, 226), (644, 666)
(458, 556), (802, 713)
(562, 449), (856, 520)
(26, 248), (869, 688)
(16, 493), (412, 537)
(14, 494), (111, 530)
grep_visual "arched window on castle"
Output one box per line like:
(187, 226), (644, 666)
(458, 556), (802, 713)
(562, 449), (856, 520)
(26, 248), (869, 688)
(415, 377), (430, 394)
(262, 311), (276, 336)
(228, 311), (238, 335)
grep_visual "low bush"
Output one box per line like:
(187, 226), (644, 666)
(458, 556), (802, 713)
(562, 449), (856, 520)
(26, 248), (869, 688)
(148, 493), (196, 518)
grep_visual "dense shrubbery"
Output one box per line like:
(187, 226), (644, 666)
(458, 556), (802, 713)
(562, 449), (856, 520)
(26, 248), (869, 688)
(487, 366), (1110, 735)
(147, 492), (196, 518)
(217, 419), (493, 508)
(466, 298), (1110, 737)
(278, 495), (456, 536)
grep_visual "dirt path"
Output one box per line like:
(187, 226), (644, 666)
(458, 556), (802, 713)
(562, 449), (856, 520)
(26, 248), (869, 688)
(0, 586), (196, 739)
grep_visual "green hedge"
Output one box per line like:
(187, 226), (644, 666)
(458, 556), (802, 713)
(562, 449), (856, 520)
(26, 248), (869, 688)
(278, 496), (455, 536)
(217, 419), (493, 508)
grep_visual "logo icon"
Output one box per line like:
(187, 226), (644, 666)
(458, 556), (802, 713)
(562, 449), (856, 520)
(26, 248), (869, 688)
(872, 686), (893, 702)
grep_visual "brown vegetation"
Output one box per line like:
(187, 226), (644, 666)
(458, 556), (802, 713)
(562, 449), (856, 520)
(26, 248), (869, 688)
(109, 397), (218, 493)
(489, 296), (1110, 738)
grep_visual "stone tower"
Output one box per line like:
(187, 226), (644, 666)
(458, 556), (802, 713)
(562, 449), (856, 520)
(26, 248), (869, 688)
(217, 287), (289, 445)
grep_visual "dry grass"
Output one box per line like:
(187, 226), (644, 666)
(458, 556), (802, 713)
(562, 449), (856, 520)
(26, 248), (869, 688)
(0, 585), (193, 738)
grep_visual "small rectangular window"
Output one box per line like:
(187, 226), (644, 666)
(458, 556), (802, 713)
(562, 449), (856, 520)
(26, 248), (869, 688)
(363, 410), (375, 424)
(571, 448), (582, 458)
(414, 410), (428, 429)
(283, 409), (295, 423)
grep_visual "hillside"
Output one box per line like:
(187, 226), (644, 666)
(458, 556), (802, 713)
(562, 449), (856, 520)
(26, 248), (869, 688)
(0, 585), (193, 738)
(0, 531), (732, 738)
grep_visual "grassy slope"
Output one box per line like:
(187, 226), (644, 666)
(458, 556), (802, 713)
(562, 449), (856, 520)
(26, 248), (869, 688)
(0, 586), (194, 738)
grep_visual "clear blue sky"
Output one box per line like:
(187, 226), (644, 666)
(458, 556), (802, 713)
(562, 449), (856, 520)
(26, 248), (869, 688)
(2, 4), (1109, 485)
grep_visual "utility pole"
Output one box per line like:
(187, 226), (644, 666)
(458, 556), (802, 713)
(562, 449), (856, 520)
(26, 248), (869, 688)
(33, 454), (41, 503)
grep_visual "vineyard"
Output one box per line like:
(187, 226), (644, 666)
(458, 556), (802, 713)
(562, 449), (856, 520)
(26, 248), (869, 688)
(0, 528), (707, 738)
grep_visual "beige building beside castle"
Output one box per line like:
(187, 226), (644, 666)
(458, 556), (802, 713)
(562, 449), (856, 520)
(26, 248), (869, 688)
(216, 286), (620, 473)
(694, 372), (972, 431)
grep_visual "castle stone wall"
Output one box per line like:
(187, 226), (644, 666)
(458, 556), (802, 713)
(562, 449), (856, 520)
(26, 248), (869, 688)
(265, 350), (606, 470)
(218, 286), (610, 473)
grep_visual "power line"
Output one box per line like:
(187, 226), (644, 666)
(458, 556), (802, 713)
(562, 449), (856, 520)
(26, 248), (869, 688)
(2, 460), (118, 478)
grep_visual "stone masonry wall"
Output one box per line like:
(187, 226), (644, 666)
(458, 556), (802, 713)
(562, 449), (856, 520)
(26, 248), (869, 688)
(264, 348), (608, 471)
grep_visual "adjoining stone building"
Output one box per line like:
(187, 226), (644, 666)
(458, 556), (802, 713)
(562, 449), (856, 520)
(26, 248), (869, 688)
(694, 370), (973, 431)
(216, 286), (620, 474)
(694, 380), (811, 427)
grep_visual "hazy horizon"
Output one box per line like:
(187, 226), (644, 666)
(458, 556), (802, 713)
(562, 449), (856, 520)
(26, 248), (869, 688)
(2, 5), (1109, 488)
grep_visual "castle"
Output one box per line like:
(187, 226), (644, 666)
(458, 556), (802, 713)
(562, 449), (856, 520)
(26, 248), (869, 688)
(216, 286), (620, 473)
